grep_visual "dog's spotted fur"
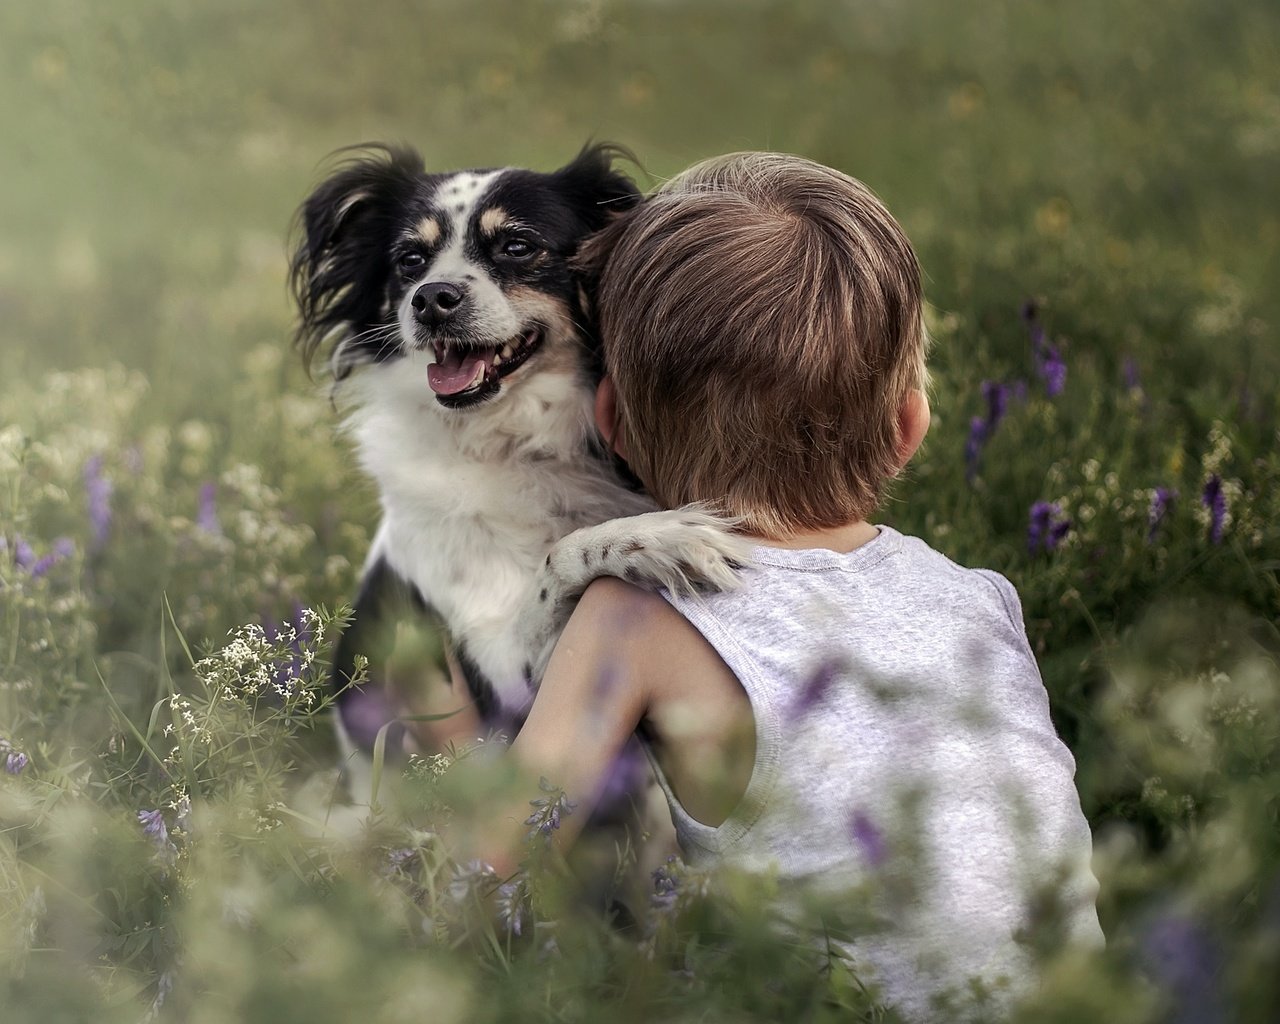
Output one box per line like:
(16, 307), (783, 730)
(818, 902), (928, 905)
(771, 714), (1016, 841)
(289, 144), (749, 801)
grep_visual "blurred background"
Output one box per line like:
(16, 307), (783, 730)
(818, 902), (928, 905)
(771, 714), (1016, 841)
(4, 0), (1277, 385)
(2, 2), (1279, 1020)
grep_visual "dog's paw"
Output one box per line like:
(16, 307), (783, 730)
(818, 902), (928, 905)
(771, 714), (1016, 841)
(517, 506), (753, 685)
(545, 505), (753, 600)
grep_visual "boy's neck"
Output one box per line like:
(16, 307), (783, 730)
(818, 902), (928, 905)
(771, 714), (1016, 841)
(747, 519), (880, 555)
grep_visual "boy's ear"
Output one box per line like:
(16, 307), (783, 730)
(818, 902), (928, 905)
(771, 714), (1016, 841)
(895, 388), (931, 469)
(594, 376), (628, 461)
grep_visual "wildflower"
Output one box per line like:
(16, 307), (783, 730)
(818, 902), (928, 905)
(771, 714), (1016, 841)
(173, 794), (192, 835)
(524, 777), (577, 839)
(1027, 501), (1071, 554)
(1038, 345), (1067, 397)
(495, 876), (530, 938)
(651, 858), (681, 914)
(138, 809), (169, 846)
(1147, 487), (1178, 543)
(448, 859), (498, 903)
(964, 380), (1013, 480)
(2, 739), (30, 775)
(197, 481), (220, 535)
(965, 417), (987, 479)
(340, 687), (403, 750)
(146, 968), (177, 1022)
(1022, 301), (1067, 397)
(1138, 910), (1223, 1024)
(83, 454), (113, 549)
(1123, 356), (1142, 392)
(11, 537), (36, 571)
(383, 847), (419, 879)
(1201, 474), (1226, 544)
(594, 741), (649, 807)
(982, 378), (1009, 426)
(849, 810), (887, 867)
(29, 537), (75, 579)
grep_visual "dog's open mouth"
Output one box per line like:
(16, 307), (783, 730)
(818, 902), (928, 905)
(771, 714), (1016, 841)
(425, 328), (544, 407)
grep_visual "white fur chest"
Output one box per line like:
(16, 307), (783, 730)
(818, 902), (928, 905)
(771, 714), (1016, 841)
(341, 357), (652, 706)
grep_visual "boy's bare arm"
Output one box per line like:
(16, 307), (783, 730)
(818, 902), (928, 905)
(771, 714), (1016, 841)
(472, 577), (663, 875)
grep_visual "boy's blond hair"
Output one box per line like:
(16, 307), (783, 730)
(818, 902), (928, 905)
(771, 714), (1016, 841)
(584, 152), (927, 537)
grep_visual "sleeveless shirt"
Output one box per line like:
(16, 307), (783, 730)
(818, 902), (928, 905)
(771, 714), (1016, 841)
(643, 526), (1104, 1019)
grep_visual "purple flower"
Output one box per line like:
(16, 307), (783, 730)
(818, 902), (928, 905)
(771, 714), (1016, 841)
(495, 878), (529, 937)
(1201, 475), (1226, 545)
(849, 810), (886, 867)
(1022, 301), (1067, 397)
(338, 687), (404, 751)
(7, 536), (73, 578)
(523, 777), (577, 840)
(965, 380), (1013, 480)
(83, 455), (113, 549)
(0, 739), (26, 775)
(982, 379), (1008, 426)
(1147, 488), (1178, 544)
(1028, 501), (1071, 554)
(965, 416), (988, 480)
(28, 537), (75, 579)
(138, 808), (169, 845)
(448, 859), (497, 904)
(1038, 347), (1067, 397)
(595, 740), (650, 808)
(137, 809), (178, 868)
(1123, 356), (1142, 392)
(383, 847), (418, 878)
(196, 481), (220, 535)
(651, 858), (681, 913)
(1139, 910), (1224, 1024)
(12, 537), (36, 571)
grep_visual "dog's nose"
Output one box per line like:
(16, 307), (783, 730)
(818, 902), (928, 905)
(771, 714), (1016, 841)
(411, 282), (465, 325)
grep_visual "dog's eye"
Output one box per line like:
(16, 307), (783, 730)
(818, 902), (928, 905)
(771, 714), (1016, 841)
(500, 238), (536, 260)
(397, 252), (426, 273)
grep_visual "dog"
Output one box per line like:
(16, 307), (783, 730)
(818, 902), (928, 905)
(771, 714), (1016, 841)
(288, 143), (749, 826)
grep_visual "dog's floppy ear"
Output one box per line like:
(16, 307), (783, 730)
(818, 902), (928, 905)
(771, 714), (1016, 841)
(558, 142), (645, 308)
(552, 142), (644, 235)
(289, 144), (423, 378)
(571, 209), (638, 302)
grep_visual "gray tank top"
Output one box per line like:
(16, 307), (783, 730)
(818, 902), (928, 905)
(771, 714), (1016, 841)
(645, 525), (1103, 1019)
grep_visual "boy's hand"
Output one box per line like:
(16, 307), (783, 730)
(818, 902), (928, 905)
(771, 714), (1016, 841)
(517, 505), (754, 683)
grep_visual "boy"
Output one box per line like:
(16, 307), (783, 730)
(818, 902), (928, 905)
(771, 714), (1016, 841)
(478, 153), (1103, 1017)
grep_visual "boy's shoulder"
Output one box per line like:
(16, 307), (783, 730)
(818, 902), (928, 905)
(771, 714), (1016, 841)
(881, 527), (1026, 634)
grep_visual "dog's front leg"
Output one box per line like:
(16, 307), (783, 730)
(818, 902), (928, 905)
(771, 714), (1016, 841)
(517, 505), (754, 683)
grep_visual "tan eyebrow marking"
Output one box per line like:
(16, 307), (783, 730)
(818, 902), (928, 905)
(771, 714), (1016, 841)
(479, 206), (510, 235)
(413, 216), (442, 246)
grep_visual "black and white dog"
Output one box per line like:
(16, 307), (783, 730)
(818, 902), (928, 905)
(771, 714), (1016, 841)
(289, 143), (747, 799)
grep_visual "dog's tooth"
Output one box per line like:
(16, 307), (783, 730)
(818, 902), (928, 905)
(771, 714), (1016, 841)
(501, 344), (514, 359)
(492, 352), (503, 366)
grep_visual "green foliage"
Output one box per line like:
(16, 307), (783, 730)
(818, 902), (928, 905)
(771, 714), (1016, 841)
(2, 0), (1279, 1021)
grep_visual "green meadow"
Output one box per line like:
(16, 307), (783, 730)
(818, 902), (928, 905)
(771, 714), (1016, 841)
(2, 1), (1278, 1020)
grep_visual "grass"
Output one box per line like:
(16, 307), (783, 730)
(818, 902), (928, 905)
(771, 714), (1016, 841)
(2, 0), (1279, 1020)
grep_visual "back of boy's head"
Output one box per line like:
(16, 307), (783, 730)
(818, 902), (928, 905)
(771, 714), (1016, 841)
(584, 152), (927, 537)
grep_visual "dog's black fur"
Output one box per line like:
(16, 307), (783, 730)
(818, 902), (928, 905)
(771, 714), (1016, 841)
(290, 143), (656, 769)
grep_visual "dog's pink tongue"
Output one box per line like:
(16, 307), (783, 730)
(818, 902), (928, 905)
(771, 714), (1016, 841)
(427, 349), (488, 396)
